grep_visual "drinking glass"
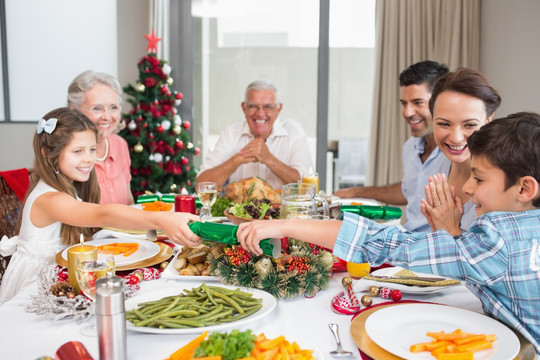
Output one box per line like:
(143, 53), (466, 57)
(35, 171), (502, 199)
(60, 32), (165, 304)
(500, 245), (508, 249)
(197, 181), (217, 221)
(75, 250), (115, 336)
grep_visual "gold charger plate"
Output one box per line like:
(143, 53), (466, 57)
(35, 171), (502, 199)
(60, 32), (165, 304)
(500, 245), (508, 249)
(55, 242), (173, 271)
(350, 302), (536, 360)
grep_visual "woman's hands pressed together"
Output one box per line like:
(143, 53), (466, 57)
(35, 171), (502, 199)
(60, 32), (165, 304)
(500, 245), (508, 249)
(421, 173), (463, 236)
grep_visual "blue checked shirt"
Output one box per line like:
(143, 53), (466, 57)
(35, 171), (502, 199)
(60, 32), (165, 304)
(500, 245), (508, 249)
(334, 210), (540, 352)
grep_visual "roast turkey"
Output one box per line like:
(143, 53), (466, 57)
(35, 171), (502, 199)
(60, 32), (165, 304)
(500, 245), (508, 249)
(223, 177), (280, 204)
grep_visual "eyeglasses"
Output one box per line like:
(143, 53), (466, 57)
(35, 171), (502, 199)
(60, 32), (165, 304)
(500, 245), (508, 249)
(246, 103), (277, 114)
(85, 104), (120, 116)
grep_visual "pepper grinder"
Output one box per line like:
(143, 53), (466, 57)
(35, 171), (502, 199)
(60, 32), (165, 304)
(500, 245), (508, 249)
(96, 273), (127, 360)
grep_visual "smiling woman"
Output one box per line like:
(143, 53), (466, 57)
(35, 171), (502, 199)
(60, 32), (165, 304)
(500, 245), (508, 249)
(425, 68), (501, 232)
(67, 71), (134, 205)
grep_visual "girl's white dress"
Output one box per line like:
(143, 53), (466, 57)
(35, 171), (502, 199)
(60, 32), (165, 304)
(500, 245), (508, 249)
(0, 180), (66, 304)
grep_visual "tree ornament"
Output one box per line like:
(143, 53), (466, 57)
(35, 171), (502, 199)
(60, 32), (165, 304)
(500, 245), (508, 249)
(153, 153), (163, 163)
(361, 294), (373, 307)
(391, 289), (402, 301)
(134, 143), (144, 152)
(181, 157), (189, 165)
(128, 120), (137, 131)
(195, 147), (201, 155)
(175, 99), (182, 106)
(368, 285), (380, 297)
(173, 114), (182, 125)
(165, 155), (171, 162)
(136, 83), (145, 92)
(156, 125), (164, 134)
(187, 142), (194, 149)
(175, 92), (183, 100)
(161, 120), (171, 131)
(170, 183), (177, 192)
(172, 124), (181, 134)
(167, 77), (174, 86)
(175, 139), (184, 149)
(380, 287), (392, 299)
(162, 63), (171, 75)
(182, 120), (191, 130)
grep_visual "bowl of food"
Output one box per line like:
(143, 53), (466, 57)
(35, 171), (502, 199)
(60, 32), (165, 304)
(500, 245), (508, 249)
(224, 209), (253, 225)
(224, 199), (280, 225)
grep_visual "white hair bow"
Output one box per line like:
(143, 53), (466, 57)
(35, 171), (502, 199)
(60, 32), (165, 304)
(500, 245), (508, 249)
(37, 118), (58, 134)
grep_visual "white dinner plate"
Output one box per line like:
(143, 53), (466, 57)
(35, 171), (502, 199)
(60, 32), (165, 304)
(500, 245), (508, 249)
(365, 303), (520, 360)
(354, 266), (461, 294)
(125, 283), (277, 334)
(62, 238), (161, 267)
(160, 248), (219, 281)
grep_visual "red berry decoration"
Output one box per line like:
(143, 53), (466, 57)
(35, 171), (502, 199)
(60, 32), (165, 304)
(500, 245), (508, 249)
(391, 289), (402, 301)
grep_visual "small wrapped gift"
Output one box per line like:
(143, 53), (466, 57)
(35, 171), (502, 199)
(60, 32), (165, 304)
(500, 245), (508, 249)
(188, 221), (280, 258)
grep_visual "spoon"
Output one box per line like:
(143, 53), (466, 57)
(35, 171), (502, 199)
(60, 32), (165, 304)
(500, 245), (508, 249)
(328, 323), (353, 357)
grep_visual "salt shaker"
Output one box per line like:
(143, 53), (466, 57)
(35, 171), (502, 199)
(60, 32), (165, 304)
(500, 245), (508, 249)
(96, 273), (127, 360)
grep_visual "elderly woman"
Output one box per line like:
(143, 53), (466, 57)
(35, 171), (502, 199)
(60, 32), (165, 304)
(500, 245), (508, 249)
(67, 70), (134, 205)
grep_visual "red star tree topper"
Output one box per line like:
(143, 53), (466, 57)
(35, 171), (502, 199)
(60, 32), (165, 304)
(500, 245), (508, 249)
(144, 28), (161, 53)
(120, 31), (199, 198)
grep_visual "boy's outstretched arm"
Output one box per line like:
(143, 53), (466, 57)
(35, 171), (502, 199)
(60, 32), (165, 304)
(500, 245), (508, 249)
(237, 219), (342, 255)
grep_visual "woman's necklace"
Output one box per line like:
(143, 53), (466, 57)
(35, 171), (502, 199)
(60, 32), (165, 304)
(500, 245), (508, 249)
(96, 138), (109, 161)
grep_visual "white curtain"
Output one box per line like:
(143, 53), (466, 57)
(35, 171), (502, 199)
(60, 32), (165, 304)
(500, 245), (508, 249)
(367, 0), (480, 186)
(150, 0), (170, 61)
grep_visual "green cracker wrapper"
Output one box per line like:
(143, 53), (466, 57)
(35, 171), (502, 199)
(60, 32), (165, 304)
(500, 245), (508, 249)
(188, 221), (278, 257)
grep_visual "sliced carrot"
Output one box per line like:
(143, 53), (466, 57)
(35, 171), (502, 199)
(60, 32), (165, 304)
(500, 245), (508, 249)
(167, 330), (208, 360)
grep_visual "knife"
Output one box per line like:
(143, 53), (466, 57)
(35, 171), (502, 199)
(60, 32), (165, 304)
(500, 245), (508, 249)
(369, 275), (447, 282)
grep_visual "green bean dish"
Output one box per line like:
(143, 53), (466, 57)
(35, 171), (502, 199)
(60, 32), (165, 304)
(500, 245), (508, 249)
(126, 283), (264, 329)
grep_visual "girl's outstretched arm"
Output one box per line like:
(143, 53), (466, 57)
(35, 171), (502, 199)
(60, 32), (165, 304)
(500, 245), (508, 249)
(32, 191), (201, 247)
(237, 219), (342, 256)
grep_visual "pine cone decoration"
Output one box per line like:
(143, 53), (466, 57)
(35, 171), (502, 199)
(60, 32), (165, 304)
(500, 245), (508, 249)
(50, 281), (76, 299)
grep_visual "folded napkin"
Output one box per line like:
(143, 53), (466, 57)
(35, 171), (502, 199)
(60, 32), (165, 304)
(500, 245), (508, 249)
(0, 168), (30, 202)
(362, 268), (460, 287)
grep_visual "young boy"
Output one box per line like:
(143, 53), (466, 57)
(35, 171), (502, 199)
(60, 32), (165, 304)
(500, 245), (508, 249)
(237, 112), (540, 352)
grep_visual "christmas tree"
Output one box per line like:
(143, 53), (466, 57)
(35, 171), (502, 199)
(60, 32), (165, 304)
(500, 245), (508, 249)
(121, 30), (200, 198)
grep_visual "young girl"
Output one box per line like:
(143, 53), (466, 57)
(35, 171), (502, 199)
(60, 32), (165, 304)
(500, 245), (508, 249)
(0, 108), (201, 304)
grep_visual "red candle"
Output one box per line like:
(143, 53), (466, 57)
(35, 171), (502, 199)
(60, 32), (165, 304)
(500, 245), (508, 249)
(175, 195), (196, 214)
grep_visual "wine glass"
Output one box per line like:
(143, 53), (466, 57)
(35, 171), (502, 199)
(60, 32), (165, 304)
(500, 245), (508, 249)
(197, 181), (217, 221)
(75, 250), (115, 336)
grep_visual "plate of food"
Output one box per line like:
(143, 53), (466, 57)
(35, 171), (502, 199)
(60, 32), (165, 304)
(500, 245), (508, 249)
(161, 244), (220, 281)
(61, 238), (161, 267)
(365, 303), (520, 360)
(167, 329), (323, 360)
(125, 282), (277, 334)
(355, 266), (461, 294)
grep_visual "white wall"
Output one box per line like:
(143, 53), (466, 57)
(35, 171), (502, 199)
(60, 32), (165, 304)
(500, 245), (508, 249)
(480, 0), (540, 116)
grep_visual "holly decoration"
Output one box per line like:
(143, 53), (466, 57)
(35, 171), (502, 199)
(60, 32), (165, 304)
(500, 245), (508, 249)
(209, 238), (334, 299)
(120, 30), (199, 197)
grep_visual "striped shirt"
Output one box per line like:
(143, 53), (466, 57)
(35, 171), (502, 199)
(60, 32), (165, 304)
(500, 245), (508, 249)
(334, 210), (540, 352)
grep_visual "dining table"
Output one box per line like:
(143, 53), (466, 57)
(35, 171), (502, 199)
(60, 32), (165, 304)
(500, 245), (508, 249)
(0, 198), (536, 360)
(1, 259), (527, 360)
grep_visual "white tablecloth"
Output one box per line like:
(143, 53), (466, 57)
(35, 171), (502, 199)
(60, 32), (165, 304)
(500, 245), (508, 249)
(0, 271), (485, 360)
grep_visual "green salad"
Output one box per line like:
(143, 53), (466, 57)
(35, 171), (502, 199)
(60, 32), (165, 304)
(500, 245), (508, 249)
(193, 329), (256, 360)
(228, 198), (280, 219)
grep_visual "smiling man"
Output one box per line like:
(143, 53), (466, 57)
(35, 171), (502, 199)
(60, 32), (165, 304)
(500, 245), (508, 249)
(334, 60), (450, 232)
(196, 80), (313, 189)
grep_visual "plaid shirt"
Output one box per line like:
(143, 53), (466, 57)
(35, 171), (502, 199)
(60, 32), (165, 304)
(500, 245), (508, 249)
(334, 210), (540, 353)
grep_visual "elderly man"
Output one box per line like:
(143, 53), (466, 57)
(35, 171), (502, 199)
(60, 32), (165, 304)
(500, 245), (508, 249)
(196, 80), (313, 189)
(334, 60), (450, 232)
